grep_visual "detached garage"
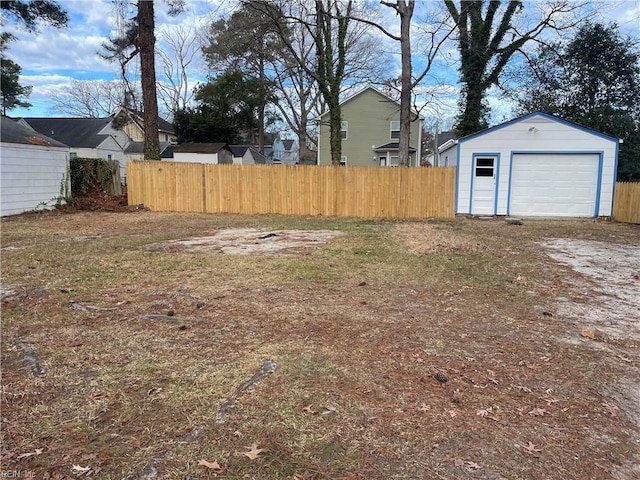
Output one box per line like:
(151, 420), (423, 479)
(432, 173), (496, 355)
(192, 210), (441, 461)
(449, 112), (619, 217)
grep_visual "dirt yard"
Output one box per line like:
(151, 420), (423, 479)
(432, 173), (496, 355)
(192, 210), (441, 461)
(1, 209), (639, 480)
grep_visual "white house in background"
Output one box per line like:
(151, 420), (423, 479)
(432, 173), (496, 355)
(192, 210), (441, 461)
(18, 117), (129, 163)
(19, 111), (176, 183)
(1, 116), (70, 216)
(434, 130), (457, 167)
(272, 138), (299, 164)
(443, 112), (619, 217)
(229, 145), (268, 165)
(172, 143), (233, 164)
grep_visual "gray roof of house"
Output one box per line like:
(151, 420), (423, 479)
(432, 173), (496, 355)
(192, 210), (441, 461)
(125, 141), (173, 155)
(230, 145), (250, 157)
(20, 117), (112, 148)
(249, 147), (267, 164)
(374, 142), (416, 152)
(161, 144), (176, 159)
(1, 116), (68, 147)
(173, 142), (229, 154)
(436, 130), (456, 148)
(282, 139), (295, 150)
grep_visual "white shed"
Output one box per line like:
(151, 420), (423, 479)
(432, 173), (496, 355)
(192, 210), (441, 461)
(1, 116), (70, 216)
(173, 143), (233, 164)
(449, 113), (619, 217)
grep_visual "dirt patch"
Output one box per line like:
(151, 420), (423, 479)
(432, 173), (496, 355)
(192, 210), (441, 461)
(543, 239), (640, 343)
(395, 221), (489, 253)
(145, 228), (344, 255)
(541, 238), (640, 469)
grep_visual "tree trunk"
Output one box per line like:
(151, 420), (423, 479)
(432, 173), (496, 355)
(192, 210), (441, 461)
(258, 55), (266, 153)
(398, 0), (414, 167)
(137, 0), (160, 160)
(328, 105), (342, 165)
(458, 81), (486, 135)
(314, 0), (349, 166)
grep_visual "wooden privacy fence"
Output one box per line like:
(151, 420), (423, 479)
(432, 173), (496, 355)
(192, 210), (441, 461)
(127, 162), (457, 219)
(613, 182), (640, 224)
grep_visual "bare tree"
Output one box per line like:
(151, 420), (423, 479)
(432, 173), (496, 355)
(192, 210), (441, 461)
(268, 26), (322, 161)
(444, 0), (586, 135)
(156, 24), (202, 119)
(49, 80), (129, 118)
(349, 1), (456, 166)
(248, 0), (354, 165)
(237, 0), (388, 162)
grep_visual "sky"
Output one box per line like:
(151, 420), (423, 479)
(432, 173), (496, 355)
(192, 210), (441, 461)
(3, 0), (640, 131)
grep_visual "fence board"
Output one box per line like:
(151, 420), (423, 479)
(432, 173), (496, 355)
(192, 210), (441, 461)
(613, 182), (640, 224)
(127, 162), (457, 219)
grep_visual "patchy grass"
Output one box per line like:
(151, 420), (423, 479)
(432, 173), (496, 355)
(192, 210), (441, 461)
(1, 211), (639, 479)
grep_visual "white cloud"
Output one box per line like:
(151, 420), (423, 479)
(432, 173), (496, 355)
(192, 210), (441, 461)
(5, 0), (637, 120)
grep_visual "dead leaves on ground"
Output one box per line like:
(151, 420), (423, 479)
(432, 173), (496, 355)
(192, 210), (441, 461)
(198, 458), (228, 474)
(302, 404), (337, 416)
(581, 329), (597, 340)
(454, 458), (482, 470)
(243, 443), (268, 460)
(602, 400), (619, 418)
(197, 443), (265, 475)
(16, 448), (42, 460)
(522, 441), (543, 457)
(528, 407), (547, 417)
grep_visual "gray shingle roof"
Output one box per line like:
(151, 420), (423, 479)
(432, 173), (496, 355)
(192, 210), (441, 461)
(248, 147), (267, 164)
(161, 144), (176, 159)
(20, 117), (112, 148)
(374, 142), (416, 152)
(436, 130), (456, 148)
(1, 116), (68, 147)
(173, 142), (229, 154)
(230, 145), (250, 157)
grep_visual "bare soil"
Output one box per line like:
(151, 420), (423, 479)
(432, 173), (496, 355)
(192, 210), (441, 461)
(1, 208), (639, 480)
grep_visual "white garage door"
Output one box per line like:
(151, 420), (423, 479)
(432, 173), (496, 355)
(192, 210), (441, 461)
(510, 154), (599, 217)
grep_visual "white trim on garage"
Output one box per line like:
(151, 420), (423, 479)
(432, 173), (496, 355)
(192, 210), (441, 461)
(507, 151), (603, 217)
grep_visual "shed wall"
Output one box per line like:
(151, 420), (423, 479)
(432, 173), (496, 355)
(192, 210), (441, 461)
(0, 143), (69, 216)
(173, 153), (219, 163)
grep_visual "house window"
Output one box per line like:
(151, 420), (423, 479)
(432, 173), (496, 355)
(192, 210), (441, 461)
(164, 134), (169, 141)
(444, 155), (449, 167)
(379, 156), (387, 166)
(390, 121), (400, 139)
(107, 154), (112, 161)
(475, 157), (495, 177)
(340, 156), (347, 166)
(70, 152), (78, 160)
(389, 156), (400, 166)
(341, 121), (348, 140)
